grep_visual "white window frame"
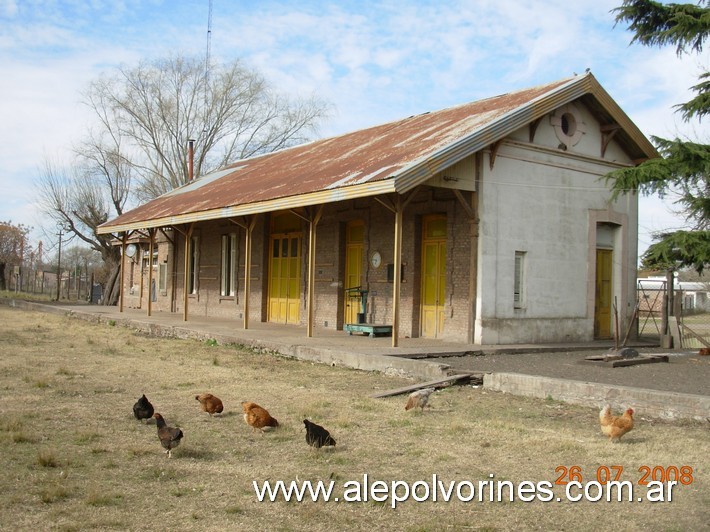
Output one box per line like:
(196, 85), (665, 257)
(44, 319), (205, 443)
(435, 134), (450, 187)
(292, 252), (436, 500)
(221, 233), (238, 296)
(158, 262), (167, 294)
(188, 235), (199, 294)
(514, 251), (526, 309)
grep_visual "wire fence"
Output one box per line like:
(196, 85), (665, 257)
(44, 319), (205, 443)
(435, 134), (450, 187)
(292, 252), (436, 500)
(637, 279), (710, 349)
(679, 310), (710, 349)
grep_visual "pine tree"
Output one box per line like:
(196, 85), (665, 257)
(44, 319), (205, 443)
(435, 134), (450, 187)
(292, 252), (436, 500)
(606, 0), (710, 273)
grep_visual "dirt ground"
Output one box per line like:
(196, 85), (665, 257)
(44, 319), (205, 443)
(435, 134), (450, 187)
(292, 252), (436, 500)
(434, 347), (710, 397)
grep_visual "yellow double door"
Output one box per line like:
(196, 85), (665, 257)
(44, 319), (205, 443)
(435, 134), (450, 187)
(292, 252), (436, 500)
(268, 234), (301, 324)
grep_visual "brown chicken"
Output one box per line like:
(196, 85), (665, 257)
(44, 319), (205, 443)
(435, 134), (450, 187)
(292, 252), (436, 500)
(241, 401), (279, 432)
(154, 413), (184, 458)
(599, 405), (634, 443)
(195, 393), (224, 416)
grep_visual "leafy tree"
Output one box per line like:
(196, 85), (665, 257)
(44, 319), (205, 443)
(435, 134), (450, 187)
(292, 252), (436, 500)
(607, 0), (710, 273)
(37, 55), (329, 304)
(0, 221), (31, 291)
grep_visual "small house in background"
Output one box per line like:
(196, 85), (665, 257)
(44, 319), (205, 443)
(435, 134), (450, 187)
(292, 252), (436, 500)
(98, 72), (657, 346)
(638, 277), (710, 314)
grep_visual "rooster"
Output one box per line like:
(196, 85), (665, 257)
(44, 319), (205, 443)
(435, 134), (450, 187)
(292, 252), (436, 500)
(154, 413), (183, 458)
(304, 419), (336, 449)
(599, 405), (634, 443)
(195, 393), (224, 416)
(132, 394), (154, 422)
(405, 388), (435, 412)
(241, 401), (279, 432)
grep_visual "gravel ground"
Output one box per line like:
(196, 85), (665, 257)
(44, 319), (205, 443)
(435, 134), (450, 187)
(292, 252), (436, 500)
(433, 347), (710, 397)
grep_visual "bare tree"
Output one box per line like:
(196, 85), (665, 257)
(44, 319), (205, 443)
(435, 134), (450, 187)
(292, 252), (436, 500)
(87, 55), (330, 201)
(37, 54), (328, 305)
(37, 137), (131, 304)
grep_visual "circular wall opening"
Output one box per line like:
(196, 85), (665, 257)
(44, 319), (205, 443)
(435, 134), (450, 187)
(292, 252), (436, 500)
(561, 113), (577, 137)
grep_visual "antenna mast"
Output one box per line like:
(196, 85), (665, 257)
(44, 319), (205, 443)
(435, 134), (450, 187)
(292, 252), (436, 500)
(202, 0), (213, 136)
(205, 0), (212, 107)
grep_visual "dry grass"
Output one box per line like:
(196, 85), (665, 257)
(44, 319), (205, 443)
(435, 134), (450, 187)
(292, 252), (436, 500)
(0, 306), (707, 531)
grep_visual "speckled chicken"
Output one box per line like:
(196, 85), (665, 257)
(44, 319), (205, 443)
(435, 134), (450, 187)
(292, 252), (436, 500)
(241, 401), (279, 432)
(153, 413), (184, 458)
(405, 388), (435, 412)
(304, 419), (336, 449)
(132, 394), (154, 422)
(195, 393), (224, 416)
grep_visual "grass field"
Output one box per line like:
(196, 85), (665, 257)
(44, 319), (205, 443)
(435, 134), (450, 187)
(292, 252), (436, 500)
(0, 306), (707, 531)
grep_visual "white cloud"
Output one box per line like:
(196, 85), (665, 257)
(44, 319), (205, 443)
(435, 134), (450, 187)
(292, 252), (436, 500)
(0, 0), (705, 257)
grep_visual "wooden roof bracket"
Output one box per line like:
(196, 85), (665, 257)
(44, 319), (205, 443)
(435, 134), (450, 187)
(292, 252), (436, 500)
(158, 227), (175, 246)
(600, 123), (621, 158)
(489, 139), (504, 171)
(374, 195), (397, 214)
(529, 116), (543, 143)
(453, 189), (478, 221)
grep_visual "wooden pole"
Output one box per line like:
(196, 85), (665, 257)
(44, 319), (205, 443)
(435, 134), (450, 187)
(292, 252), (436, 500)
(119, 232), (127, 313)
(147, 228), (155, 317)
(183, 224), (194, 322)
(306, 206), (323, 338)
(392, 198), (403, 347)
(243, 216), (256, 330)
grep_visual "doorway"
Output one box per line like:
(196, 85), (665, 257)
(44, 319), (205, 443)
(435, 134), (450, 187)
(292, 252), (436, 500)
(268, 213), (301, 324)
(344, 220), (364, 325)
(594, 248), (612, 338)
(420, 215), (446, 338)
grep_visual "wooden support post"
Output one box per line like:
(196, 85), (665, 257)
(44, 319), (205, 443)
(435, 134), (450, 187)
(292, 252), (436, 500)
(147, 228), (155, 317)
(392, 198), (403, 347)
(243, 216), (256, 330)
(307, 206), (323, 338)
(183, 224), (194, 322)
(119, 232), (127, 313)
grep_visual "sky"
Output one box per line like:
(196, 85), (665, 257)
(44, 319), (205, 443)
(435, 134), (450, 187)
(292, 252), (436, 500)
(0, 0), (707, 261)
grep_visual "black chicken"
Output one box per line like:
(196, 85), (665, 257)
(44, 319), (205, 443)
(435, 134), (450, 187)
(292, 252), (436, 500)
(132, 394), (154, 422)
(303, 419), (336, 449)
(154, 413), (184, 458)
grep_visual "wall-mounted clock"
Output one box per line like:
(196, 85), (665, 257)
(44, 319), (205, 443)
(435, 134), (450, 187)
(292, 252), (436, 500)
(370, 251), (382, 269)
(125, 244), (137, 258)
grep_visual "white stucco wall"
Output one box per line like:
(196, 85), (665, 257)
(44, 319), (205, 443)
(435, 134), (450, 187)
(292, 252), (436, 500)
(474, 100), (639, 344)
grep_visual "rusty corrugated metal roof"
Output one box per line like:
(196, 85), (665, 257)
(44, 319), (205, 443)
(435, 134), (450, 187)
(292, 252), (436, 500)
(98, 73), (657, 234)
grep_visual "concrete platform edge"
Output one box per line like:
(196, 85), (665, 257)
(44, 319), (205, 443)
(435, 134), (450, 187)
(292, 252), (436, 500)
(484, 372), (710, 421)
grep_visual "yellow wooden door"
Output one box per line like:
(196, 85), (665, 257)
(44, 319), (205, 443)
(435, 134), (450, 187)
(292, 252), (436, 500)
(421, 216), (446, 338)
(594, 249), (612, 338)
(344, 221), (364, 324)
(268, 235), (301, 323)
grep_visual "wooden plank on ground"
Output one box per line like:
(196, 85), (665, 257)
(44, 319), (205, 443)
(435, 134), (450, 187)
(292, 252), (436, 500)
(610, 355), (669, 368)
(370, 373), (482, 399)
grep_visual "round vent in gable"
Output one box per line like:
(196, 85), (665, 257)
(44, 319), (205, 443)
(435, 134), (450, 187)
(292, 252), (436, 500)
(551, 104), (586, 150)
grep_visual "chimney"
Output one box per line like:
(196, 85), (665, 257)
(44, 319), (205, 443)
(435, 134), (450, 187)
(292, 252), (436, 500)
(188, 139), (195, 181)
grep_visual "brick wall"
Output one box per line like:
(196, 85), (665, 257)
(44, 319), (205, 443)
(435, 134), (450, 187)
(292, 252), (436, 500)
(123, 187), (476, 343)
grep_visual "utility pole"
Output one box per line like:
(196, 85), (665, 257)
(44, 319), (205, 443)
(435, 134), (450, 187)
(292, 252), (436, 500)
(56, 229), (63, 301)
